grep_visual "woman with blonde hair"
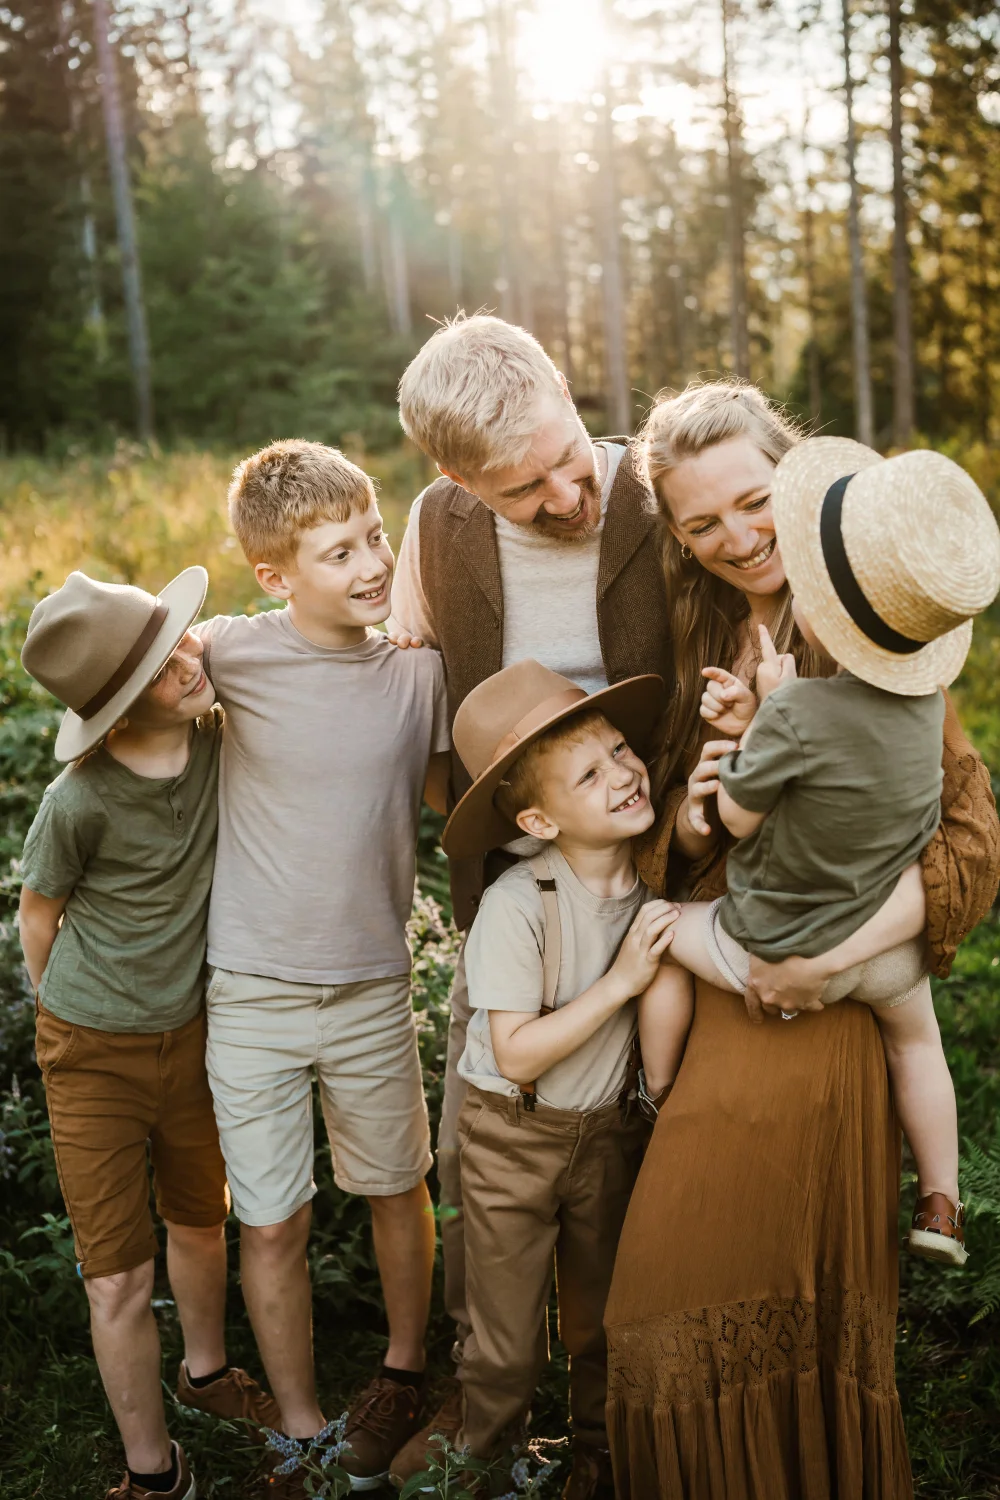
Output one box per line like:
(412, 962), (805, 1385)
(603, 380), (1000, 1497)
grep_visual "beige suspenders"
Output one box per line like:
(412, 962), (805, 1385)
(518, 853), (562, 1110)
(515, 853), (651, 1120)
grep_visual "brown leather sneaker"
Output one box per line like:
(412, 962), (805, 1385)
(341, 1374), (424, 1491)
(562, 1442), (615, 1500)
(176, 1360), (282, 1439)
(107, 1442), (195, 1500)
(908, 1192), (969, 1266)
(388, 1378), (463, 1489)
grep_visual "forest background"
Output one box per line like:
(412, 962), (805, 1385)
(2, 0), (1000, 1495)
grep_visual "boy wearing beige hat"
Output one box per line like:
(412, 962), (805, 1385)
(437, 659), (677, 1500)
(18, 568), (279, 1500)
(637, 440), (1000, 1269)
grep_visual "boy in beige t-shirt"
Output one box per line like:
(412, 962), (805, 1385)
(197, 441), (451, 1493)
(436, 660), (677, 1500)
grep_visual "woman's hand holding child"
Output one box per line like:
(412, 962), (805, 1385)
(682, 740), (738, 841)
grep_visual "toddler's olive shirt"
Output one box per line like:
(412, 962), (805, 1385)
(717, 674), (943, 961)
(20, 708), (222, 1031)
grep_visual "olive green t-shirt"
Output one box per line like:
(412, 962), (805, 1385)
(717, 674), (943, 961)
(21, 708), (223, 1032)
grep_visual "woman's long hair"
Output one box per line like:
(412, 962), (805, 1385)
(639, 379), (831, 799)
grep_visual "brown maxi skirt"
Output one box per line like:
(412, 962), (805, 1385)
(605, 980), (912, 1500)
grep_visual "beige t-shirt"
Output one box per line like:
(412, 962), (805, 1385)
(389, 442), (625, 697)
(199, 610), (449, 984)
(459, 844), (648, 1112)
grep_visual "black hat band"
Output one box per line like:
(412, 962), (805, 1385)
(819, 475), (923, 656)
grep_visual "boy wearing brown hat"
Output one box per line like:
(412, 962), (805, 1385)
(18, 568), (279, 1500)
(639, 441), (1000, 1269)
(436, 659), (677, 1500)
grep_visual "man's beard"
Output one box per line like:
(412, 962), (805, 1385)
(525, 473), (602, 543)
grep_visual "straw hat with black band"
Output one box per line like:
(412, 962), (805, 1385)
(770, 437), (1000, 696)
(22, 567), (209, 762)
(441, 659), (666, 861)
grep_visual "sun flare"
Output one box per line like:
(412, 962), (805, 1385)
(517, 0), (607, 103)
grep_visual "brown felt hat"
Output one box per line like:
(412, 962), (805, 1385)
(772, 437), (1000, 695)
(441, 659), (665, 860)
(21, 566), (209, 761)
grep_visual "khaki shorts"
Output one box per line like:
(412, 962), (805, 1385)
(205, 969), (432, 1225)
(35, 1003), (229, 1280)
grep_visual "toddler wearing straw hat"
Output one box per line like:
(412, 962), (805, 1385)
(637, 439), (1000, 1268)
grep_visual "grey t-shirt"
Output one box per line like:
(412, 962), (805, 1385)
(200, 611), (449, 984)
(718, 673), (944, 961)
(459, 844), (648, 1112)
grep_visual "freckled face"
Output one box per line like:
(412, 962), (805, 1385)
(526, 717), (655, 847)
(129, 630), (215, 728)
(661, 435), (787, 601)
(285, 504), (395, 628)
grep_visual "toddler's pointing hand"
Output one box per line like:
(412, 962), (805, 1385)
(700, 665), (757, 738)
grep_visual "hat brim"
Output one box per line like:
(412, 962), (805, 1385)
(772, 438), (971, 696)
(53, 566), (210, 761)
(442, 674), (666, 861)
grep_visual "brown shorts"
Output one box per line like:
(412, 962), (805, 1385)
(35, 1003), (229, 1279)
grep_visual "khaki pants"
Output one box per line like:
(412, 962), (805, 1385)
(457, 1085), (648, 1458)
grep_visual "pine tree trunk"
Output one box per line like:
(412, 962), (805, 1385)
(92, 0), (154, 441)
(801, 99), (821, 420)
(841, 0), (874, 446)
(721, 0), (750, 379)
(888, 0), (914, 446)
(598, 2), (631, 433)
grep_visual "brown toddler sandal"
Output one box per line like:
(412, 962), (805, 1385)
(908, 1192), (969, 1267)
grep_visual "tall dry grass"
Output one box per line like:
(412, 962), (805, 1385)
(0, 443), (434, 618)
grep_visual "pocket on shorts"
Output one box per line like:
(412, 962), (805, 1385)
(204, 967), (229, 1006)
(34, 1005), (80, 1075)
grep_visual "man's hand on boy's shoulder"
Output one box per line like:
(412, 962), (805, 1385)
(386, 616), (424, 650)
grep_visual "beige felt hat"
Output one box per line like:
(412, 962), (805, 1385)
(771, 437), (1000, 695)
(442, 659), (665, 860)
(22, 566), (209, 761)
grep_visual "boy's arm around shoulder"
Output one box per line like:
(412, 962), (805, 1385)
(472, 880), (679, 1086)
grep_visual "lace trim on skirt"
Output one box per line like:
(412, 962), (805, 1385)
(606, 1285), (898, 1407)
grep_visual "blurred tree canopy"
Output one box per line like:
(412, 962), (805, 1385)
(0, 0), (998, 453)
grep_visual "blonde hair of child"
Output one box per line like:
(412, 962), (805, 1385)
(229, 440), (376, 569)
(398, 313), (567, 476)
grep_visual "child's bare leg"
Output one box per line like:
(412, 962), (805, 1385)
(638, 964), (693, 1097)
(874, 979), (959, 1203)
(638, 905), (738, 1097)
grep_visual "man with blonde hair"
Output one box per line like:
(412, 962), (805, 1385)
(387, 314), (672, 1496)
